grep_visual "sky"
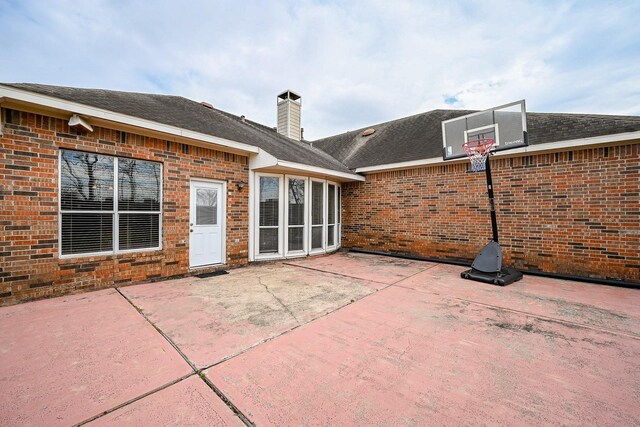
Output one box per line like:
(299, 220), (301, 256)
(0, 0), (638, 140)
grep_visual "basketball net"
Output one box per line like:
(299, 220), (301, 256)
(463, 138), (495, 172)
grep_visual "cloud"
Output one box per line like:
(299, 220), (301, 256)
(1, 0), (638, 139)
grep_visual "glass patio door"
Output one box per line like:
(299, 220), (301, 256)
(310, 180), (324, 252)
(258, 175), (281, 255)
(286, 177), (306, 255)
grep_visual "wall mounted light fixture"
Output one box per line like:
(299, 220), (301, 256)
(69, 114), (93, 133)
(236, 181), (247, 191)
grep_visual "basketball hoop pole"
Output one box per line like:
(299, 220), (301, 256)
(483, 156), (500, 243)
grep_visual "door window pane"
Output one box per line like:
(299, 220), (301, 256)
(288, 179), (305, 226)
(260, 177), (279, 227)
(259, 228), (279, 253)
(288, 227), (304, 251)
(312, 181), (323, 225)
(196, 189), (217, 225)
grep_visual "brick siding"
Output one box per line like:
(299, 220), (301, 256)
(1, 109), (249, 305)
(342, 143), (640, 283)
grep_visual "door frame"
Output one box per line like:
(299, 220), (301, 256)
(189, 178), (227, 268)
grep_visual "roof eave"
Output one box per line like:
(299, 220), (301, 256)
(0, 84), (260, 155)
(355, 130), (640, 174)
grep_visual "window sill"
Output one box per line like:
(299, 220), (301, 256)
(58, 247), (163, 261)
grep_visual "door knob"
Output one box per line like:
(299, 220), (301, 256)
(190, 229), (193, 232)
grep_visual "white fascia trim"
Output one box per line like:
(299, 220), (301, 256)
(0, 85), (260, 154)
(276, 160), (365, 182)
(355, 130), (640, 173)
(248, 148), (278, 169)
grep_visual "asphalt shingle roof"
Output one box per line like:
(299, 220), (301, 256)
(313, 109), (640, 169)
(5, 83), (639, 173)
(2, 83), (353, 174)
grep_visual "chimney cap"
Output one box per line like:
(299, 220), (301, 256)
(277, 90), (301, 102)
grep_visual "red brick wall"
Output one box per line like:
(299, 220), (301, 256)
(342, 143), (640, 283)
(1, 109), (249, 305)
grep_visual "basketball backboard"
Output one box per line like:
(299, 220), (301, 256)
(442, 100), (528, 160)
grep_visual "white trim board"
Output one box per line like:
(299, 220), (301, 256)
(0, 85), (259, 155)
(355, 130), (640, 173)
(249, 151), (364, 182)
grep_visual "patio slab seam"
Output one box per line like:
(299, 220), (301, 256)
(114, 288), (254, 426)
(74, 372), (195, 426)
(282, 262), (392, 284)
(200, 263), (440, 372)
(116, 288), (199, 372)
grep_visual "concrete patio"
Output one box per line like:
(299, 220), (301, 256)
(1, 252), (639, 426)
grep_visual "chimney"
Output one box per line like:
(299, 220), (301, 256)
(277, 90), (302, 141)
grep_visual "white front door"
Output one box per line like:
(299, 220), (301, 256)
(190, 180), (223, 267)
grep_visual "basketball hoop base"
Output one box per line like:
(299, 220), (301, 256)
(461, 266), (523, 286)
(461, 241), (523, 286)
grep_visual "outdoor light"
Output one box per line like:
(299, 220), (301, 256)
(236, 181), (246, 191)
(68, 114), (93, 133)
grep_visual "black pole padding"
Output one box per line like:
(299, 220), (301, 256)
(484, 155), (499, 243)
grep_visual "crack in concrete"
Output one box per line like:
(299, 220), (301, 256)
(258, 276), (300, 324)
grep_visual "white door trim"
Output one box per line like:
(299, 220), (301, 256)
(189, 178), (227, 268)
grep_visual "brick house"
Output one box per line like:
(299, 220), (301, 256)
(1, 83), (638, 304)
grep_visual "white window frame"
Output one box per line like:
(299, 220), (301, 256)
(254, 172), (284, 260)
(326, 181), (339, 251)
(251, 174), (342, 261)
(309, 178), (326, 255)
(337, 185), (342, 247)
(58, 150), (163, 259)
(284, 175), (308, 258)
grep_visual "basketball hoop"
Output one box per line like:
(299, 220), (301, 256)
(463, 138), (495, 172)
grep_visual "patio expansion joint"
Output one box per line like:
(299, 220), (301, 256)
(115, 287), (199, 371)
(113, 287), (255, 426)
(73, 372), (195, 426)
(283, 262), (390, 284)
(201, 262), (439, 373)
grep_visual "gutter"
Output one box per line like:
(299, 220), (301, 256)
(349, 249), (640, 289)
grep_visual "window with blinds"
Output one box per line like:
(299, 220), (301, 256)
(60, 150), (162, 256)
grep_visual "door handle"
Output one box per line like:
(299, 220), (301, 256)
(190, 229), (194, 232)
